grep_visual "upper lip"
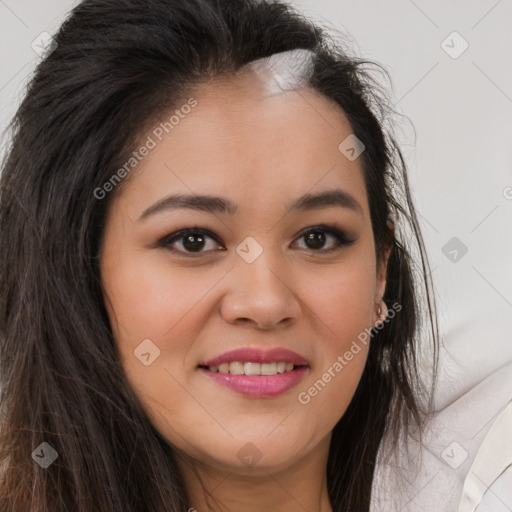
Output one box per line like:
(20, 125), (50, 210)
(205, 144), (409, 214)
(200, 347), (309, 367)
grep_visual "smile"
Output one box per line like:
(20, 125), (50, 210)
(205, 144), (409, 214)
(197, 347), (310, 397)
(200, 361), (299, 376)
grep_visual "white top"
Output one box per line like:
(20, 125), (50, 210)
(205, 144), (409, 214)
(458, 399), (512, 512)
(370, 309), (512, 512)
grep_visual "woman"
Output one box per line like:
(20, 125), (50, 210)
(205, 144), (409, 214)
(0, 0), (439, 510)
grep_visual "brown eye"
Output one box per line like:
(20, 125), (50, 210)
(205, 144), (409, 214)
(293, 225), (355, 253)
(160, 229), (224, 255)
(303, 231), (328, 250)
(159, 224), (355, 257)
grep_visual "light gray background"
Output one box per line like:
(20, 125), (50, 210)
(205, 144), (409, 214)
(1, 0), (511, 405)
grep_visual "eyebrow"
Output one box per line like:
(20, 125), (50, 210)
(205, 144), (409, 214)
(138, 188), (364, 221)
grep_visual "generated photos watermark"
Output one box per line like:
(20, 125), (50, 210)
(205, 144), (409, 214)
(94, 97), (198, 200)
(297, 301), (402, 405)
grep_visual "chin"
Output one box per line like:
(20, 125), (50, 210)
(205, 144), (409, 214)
(177, 435), (309, 475)
(210, 448), (304, 476)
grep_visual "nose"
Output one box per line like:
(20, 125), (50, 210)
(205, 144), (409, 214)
(220, 252), (301, 330)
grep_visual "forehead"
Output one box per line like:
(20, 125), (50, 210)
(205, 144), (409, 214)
(116, 74), (369, 220)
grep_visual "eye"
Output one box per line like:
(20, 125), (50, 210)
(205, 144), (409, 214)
(159, 228), (224, 256)
(158, 224), (355, 256)
(292, 224), (355, 253)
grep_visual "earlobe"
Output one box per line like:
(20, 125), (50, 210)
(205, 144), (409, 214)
(374, 299), (388, 327)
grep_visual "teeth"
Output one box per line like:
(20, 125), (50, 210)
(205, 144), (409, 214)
(244, 362), (260, 375)
(230, 361), (244, 375)
(208, 361), (299, 376)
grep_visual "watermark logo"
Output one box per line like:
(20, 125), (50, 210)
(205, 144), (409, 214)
(441, 441), (468, 469)
(31, 32), (58, 59)
(237, 442), (263, 467)
(134, 338), (161, 366)
(338, 134), (365, 161)
(441, 31), (469, 59)
(236, 236), (263, 264)
(442, 236), (468, 263)
(32, 442), (58, 469)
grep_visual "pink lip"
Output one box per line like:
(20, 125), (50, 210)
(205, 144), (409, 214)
(200, 366), (309, 397)
(200, 347), (309, 367)
(198, 347), (309, 398)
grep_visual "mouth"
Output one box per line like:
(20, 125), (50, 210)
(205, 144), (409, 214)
(197, 361), (308, 376)
(197, 347), (310, 397)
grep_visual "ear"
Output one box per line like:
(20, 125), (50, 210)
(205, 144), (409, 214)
(373, 219), (394, 323)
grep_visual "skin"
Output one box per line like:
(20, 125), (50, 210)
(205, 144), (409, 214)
(100, 69), (391, 512)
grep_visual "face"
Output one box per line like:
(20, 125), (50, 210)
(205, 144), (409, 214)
(99, 71), (390, 476)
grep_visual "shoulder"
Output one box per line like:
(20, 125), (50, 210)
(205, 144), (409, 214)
(370, 354), (512, 512)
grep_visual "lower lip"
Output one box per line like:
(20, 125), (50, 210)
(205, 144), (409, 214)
(199, 366), (309, 397)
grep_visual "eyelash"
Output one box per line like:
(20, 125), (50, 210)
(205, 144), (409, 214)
(158, 224), (355, 257)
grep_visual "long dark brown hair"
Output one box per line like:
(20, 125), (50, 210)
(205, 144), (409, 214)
(0, 0), (439, 510)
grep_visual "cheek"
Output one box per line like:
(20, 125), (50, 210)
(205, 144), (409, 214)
(293, 254), (376, 419)
(100, 249), (220, 422)
(102, 249), (216, 346)
(301, 250), (377, 344)
(101, 252), (221, 444)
